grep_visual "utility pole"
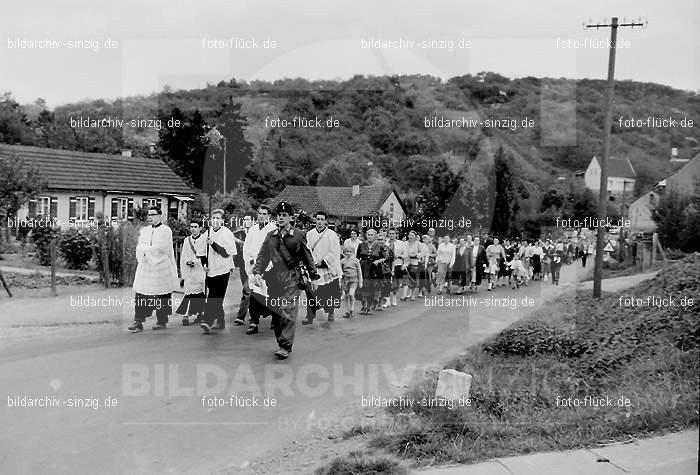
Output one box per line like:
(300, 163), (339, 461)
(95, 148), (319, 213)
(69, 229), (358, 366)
(587, 16), (646, 298)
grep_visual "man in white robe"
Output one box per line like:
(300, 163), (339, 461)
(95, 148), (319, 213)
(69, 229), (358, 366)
(302, 212), (342, 326)
(175, 220), (207, 325)
(128, 206), (179, 332)
(238, 205), (276, 334)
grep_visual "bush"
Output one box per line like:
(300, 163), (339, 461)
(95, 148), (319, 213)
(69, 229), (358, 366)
(59, 228), (93, 269)
(483, 320), (587, 358)
(92, 221), (142, 286)
(28, 224), (59, 265)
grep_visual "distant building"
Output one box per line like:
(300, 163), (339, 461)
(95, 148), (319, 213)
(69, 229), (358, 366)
(269, 184), (407, 228)
(663, 151), (700, 195)
(584, 155), (636, 197)
(629, 190), (661, 234)
(627, 151), (700, 234)
(1, 144), (195, 228)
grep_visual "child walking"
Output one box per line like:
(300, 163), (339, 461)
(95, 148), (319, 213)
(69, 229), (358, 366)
(340, 245), (363, 318)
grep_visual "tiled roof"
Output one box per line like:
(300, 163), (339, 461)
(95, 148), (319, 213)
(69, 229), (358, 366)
(590, 156), (637, 179)
(269, 185), (400, 218)
(600, 156), (636, 179)
(0, 144), (194, 195)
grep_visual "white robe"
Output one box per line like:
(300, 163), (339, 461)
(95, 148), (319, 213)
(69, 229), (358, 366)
(133, 224), (179, 295)
(243, 221), (276, 276)
(306, 227), (341, 285)
(179, 234), (207, 295)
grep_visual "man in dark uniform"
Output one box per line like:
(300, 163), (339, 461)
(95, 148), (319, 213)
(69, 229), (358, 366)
(251, 202), (320, 360)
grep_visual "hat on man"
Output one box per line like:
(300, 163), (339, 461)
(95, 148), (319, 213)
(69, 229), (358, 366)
(276, 201), (294, 215)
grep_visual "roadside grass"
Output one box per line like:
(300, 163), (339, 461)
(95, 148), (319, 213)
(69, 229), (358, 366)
(313, 451), (408, 475)
(321, 254), (700, 472)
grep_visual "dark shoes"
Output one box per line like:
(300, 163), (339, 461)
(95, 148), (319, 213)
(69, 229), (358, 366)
(182, 316), (190, 326)
(233, 318), (245, 326)
(301, 319), (314, 326)
(152, 323), (167, 330)
(128, 321), (143, 333)
(200, 322), (212, 334)
(274, 347), (289, 359)
(246, 324), (259, 335)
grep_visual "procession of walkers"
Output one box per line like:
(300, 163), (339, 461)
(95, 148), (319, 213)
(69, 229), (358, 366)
(127, 203), (590, 360)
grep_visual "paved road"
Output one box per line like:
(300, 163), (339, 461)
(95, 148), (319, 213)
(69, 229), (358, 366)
(1, 263), (612, 474)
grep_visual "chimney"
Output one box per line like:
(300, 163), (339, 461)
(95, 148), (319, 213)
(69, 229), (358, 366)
(352, 185), (360, 197)
(121, 150), (132, 157)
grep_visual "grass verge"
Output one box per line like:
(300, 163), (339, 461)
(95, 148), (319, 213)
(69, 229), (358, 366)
(319, 254), (700, 472)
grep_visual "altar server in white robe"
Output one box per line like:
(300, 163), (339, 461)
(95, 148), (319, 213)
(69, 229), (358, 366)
(128, 206), (179, 332)
(302, 211), (342, 325)
(175, 220), (207, 326)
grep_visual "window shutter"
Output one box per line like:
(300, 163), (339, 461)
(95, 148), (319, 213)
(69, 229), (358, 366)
(28, 199), (37, 218)
(69, 197), (77, 220)
(88, 197), (96, 220)
(142, 198), (148, 208)
(111, 198), (118, 219)
(50, 197), (58, 218)
(157, 198), (162, 212)
(127, 198), (134, 219)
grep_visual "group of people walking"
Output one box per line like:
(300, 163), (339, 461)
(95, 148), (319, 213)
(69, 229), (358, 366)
(127, 203), (586, 361)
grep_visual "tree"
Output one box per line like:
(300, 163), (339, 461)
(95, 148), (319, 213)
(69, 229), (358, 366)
(491, 147), (522, 236)
(157, 107), (208, 188)
(654, 187), (700, 252)
(201, 100), (254, 195)
(0, 152), (48, 241)
(0, 93), (34, 144)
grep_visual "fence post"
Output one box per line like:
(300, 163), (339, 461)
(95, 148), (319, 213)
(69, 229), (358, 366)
(50, 237), (57, 296)
(0, 269), (12, 297)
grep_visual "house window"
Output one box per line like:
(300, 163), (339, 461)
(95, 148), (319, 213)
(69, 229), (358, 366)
(389, 203), (395, 216)
(76, 197), (89, 220)
(113, 197), (129, 219)
(37, 196), (51, 216)
(143, 198), (161, 210)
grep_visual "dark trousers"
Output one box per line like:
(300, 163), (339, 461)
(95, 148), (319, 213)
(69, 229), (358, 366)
(581, 254), (588, 267)
(134, 292), (172, 324)
(551, 264), (561, 283)
(204, 272), (230, 326)
(305, 286), (318, 321)
(268, 273), (299, 351)
(176, 292), (205, 318)
(237, 266), (251, 320)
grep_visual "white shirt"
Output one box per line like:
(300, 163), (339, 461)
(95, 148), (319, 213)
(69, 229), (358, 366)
(243, 221), (277, 275)
(206, 226), (237, 277)
(388, 239), (406, 266)
(343, 237), (361, 256)
(436, 242), (456, 266)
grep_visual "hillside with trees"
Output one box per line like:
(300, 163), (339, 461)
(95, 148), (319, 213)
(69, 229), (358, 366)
(2, 74), (698, 235)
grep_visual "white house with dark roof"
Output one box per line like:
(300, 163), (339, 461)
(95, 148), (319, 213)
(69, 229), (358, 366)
(1, 144), (195, 228)
(269, 184), (407, 227)
(584, 156), (637, 196)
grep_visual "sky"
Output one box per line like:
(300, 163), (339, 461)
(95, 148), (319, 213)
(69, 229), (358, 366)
(2, 0), (698, 108)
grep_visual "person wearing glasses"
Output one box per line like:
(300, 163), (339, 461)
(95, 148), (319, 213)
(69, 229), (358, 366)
(128, 206), (179, 332)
